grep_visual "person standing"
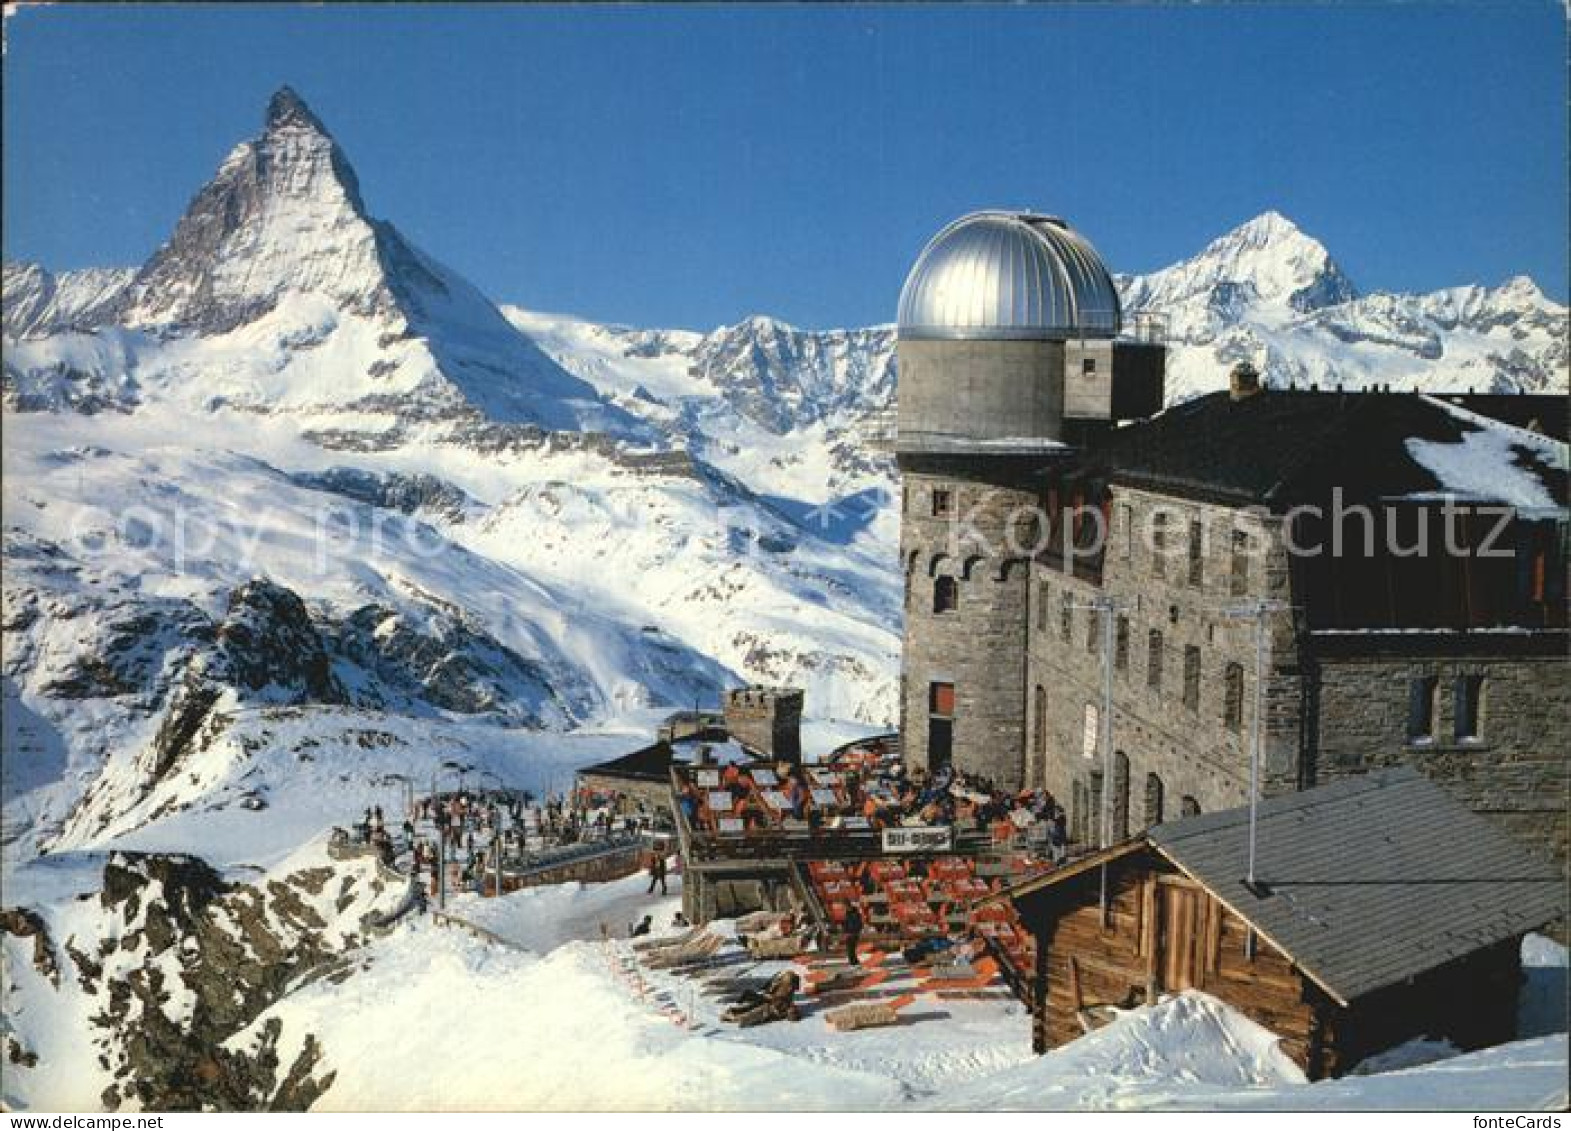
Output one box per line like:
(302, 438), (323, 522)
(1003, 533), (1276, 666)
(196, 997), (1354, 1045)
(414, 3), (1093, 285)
(843, 903), (864, 967)
(647, 852), (668, 895)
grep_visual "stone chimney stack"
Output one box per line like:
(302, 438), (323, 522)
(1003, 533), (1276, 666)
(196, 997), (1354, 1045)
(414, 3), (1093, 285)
(1230, 361), (1263, 401)
(722, 686), (804, 764)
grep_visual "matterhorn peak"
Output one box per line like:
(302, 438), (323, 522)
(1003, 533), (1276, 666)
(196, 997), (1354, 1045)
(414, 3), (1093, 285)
(265, 85), (330, 135)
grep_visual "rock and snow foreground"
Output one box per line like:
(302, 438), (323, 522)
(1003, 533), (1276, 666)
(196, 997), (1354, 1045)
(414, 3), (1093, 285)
(5, 857), (1565, 1111)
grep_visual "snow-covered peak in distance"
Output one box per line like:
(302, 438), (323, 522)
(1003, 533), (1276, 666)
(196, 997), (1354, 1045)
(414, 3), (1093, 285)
(1119, 210), (1358, 332)
(3, 87), (635, 434)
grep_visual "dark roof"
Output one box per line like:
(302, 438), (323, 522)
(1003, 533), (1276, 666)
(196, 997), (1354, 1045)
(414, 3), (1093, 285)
(576, 742), (673, 784)
(1440, 394), (1568, 443)
(997, 768), (1565, 1006)
(1147, 768), (1565, 1004)
(1097, 390), (1567, 509)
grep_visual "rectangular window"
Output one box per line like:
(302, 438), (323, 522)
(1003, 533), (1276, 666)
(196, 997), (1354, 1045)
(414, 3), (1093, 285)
(1082, 357), (1097, 376)
(1183, 646), (1201, 711)
(1121, 504), (1134, 561)
(1115, 616), (1130, 671)
(1406, 676), (1437, 743)
(1230, 529), (1250, 597)
(929, 682), (955, 717)
(1454, 675), (1483, 742)
(933, 575), (958, 614)
(931, 488), (953, 518)
(1086, 607), (1099, 654)
(1147, 630), (1164, 692)
(1152, 512), (1169, 579)
(1224, 663), (1245, 732)
(1061, 592), (1073, 641)
(1187, 519), (1204, 588)
(1037, 581), (1049, 633)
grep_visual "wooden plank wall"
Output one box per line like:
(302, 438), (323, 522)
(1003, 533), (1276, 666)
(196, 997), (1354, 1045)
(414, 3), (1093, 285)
(1035, 852), (1320, 1072)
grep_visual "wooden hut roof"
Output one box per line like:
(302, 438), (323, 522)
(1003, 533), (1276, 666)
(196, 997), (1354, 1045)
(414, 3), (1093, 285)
(996, 768), (1565, 1006)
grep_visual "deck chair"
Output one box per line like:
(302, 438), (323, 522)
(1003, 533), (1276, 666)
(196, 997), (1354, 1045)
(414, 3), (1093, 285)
(633, 925), (705, 953)
(824, 993), (916, 1032)
(747, 933), (807, 960)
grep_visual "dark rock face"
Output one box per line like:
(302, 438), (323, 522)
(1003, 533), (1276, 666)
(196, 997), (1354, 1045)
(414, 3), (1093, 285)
(329, 603), (552, 718)
(1, 906), (59, 985)
(290, 466), (472, 522)
(216, 579), (344, 703)
(60, 849), (394, 1110)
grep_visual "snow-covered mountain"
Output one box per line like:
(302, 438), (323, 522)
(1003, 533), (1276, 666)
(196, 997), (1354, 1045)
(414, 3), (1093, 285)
(1116, 209), (1567, 400)
(1, 90), (901, 859)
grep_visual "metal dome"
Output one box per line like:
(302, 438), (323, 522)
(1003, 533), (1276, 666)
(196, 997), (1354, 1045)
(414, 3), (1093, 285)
(897, 211), (1122, 341)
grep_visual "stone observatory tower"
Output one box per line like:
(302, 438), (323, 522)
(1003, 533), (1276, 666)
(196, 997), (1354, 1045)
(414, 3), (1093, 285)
(895, 211), (1164, 787)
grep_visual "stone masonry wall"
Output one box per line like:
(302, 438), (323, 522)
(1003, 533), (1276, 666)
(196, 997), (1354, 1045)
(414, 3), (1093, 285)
(1028, 485), (1301, 844)
(900, 466), (1036, 788)
(1309, 650), (1569, 866)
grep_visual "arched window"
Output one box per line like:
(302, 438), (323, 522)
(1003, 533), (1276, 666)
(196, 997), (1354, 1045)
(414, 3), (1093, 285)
(1180, 795), (1201, 818)
(1144, 773), (1165, 828)
(1112, 751), (1130, 841)
(1223, 662), (1245, 732)
(933, 575), (958, 614)
(1183, 646), (1201, 711)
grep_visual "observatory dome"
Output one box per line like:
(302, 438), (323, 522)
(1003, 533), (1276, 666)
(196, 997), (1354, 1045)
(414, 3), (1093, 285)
(897, 211), (1122, 341)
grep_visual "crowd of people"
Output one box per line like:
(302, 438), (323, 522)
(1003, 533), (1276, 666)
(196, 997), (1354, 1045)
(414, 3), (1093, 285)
(676, 752), (1069, 860)
(374, 786), (665, 897)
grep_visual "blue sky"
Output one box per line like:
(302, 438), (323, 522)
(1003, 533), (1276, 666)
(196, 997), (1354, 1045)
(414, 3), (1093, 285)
(4, 4), (1565, 329)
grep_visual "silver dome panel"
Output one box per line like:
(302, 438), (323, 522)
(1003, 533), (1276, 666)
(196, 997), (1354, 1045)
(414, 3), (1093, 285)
(897, 211), (1122, 341)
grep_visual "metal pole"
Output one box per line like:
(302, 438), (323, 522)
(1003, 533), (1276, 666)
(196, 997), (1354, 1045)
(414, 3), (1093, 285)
(437, 829), (447, 911)
(1246, 602), (1267, 889)
(1098, 595), (1116, 915)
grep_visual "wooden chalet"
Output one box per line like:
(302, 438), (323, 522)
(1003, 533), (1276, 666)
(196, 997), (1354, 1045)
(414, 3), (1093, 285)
(989, 767), (1564, 1078)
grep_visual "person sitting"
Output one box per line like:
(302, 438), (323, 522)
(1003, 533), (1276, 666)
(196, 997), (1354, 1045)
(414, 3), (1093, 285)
(722, 969), (801, 1027)
(630, 914), (653, 938)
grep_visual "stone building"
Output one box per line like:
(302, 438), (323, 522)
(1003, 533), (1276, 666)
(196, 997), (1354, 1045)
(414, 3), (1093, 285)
(894, 210), (1569, 866)
(721, 686), (804, 763)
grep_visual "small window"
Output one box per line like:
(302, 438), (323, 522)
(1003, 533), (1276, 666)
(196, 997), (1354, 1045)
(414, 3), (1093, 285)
(1152, 512), (1170, 579)
(1086, 607), (1099, 654)
(1060, 592), (1073, 641)
(1033, 685), (1049, 758)
(1454, 675), (1483, 742)
(1115, 616), (1130, 671)
(1147, 630), (1164, 692)
(1036, 581), (1049, 633)
(933, 576), (958, 614)
(1120, 504), (1134, 561)
(1183, 646), (1201, 712)
(1224, 663), (1245, 732)
(1407, 675), (1437, 743)
(1180, 795), (1202, 818)
(1187, 519), (1204, 588)
(931, 488), (953, 517)
(1144, 773), (1165, 828)
(929, 682), (955, 717)
(1082, 357), (1097, 376)
(1229, 529), (1251, 597)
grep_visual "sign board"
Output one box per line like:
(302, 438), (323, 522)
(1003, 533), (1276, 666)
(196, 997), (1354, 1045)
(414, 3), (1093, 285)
(881, 826), (954, 853)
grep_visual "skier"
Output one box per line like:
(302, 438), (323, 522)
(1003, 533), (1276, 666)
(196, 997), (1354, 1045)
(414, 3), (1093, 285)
(647, 852), (669, 895)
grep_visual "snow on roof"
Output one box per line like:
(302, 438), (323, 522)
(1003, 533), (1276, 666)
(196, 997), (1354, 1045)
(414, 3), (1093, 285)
(1406, 395), (1568, 511)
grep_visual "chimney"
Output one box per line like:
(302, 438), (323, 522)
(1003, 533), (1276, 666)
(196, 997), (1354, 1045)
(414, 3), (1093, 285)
(1229, 361), (1262, 401)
